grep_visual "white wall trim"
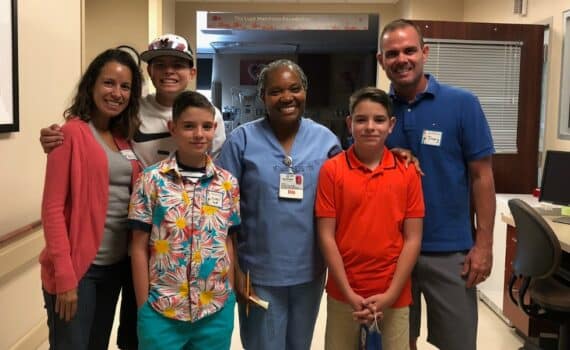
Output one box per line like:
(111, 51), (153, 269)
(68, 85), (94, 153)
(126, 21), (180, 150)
(0, 230), (44, 280)
(8, 317), (48, 350)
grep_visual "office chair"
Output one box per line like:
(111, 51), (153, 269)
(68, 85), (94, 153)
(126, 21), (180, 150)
(507, 199), (570, 350)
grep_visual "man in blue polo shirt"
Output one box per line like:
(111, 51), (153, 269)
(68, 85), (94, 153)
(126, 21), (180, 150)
(378, 19), (496, 350)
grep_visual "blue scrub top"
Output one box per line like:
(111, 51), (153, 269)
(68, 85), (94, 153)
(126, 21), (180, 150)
(217, 117), (342, 286)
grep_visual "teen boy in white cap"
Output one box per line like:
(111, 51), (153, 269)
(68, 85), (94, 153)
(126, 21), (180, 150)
(133, 34), (225, 165)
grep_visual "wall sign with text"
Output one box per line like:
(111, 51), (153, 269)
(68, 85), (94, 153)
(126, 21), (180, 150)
(207, 13), (368, 31)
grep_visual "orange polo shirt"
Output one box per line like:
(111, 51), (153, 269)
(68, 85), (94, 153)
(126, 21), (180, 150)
(315, 146), (424, 307)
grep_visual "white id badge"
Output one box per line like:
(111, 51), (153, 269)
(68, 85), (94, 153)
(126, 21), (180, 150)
(120, 149), (138, 161)
(279, 173), (304, 200)
(206, 191), (224, 208)
(421, 130), (443, 147)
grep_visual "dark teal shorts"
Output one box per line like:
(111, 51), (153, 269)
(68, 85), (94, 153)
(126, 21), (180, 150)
(137, 293), (236, 350)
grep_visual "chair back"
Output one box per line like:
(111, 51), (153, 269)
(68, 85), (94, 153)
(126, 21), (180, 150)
(508, 198), (562, 278)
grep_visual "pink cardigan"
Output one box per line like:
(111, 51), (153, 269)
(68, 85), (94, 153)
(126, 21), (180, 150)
(40, 118), (141, 294)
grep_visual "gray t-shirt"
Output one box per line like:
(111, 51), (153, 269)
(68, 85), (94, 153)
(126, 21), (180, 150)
(90, 122), (132, 265)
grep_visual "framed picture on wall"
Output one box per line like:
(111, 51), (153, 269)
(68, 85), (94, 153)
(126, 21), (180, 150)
(0, 0), (19, 133)
(240, 59), (270, 86)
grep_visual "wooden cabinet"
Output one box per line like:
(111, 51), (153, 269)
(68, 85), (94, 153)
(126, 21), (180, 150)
(502, 224), (557, 336)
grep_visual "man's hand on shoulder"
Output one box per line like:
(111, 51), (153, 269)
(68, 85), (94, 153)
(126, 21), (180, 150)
(40, 124), (64, 154)
(390, 147), (424, 175)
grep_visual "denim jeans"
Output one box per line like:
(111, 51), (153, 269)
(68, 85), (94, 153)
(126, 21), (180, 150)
(117, 257), (138, 350)
(43, 260), (125, 350)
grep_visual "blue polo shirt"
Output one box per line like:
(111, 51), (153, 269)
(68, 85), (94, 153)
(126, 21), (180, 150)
(386, 75), (494, 252)
(217, 117), (341, 286)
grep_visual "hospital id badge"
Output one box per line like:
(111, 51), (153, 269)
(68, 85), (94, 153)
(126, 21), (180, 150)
(279, 173), (303, 200)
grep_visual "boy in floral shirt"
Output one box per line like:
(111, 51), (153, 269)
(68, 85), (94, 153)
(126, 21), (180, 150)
(128, 91), (240, 350)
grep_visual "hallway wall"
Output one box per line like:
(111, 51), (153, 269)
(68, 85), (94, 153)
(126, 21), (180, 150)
(0, 0), (81, 348)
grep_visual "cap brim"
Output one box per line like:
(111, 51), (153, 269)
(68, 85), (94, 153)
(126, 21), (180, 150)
(140, 49), (193, 63)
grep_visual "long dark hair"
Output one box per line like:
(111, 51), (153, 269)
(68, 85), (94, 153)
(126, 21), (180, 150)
(63, 49), (142, 140)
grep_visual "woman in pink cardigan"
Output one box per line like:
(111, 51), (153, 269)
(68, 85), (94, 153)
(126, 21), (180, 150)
(40, 49), (143, 350)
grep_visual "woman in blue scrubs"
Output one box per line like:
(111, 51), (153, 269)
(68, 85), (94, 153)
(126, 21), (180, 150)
(217, 59), (342, 350)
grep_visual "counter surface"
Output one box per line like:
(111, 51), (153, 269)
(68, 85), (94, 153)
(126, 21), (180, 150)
(499, 194), (570, 252)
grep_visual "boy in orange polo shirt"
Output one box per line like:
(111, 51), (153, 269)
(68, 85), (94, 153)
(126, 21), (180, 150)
(315, 87), (424, 350)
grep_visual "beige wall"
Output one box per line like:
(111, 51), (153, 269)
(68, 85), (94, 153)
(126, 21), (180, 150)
(162, 0), (176, 35)
(0, 0), (81, 347)
(408, 0), (464, 20)
(398, 0), (412, 18)
(147, 0), (175, 45)
(148, 0), (175, 42)
(0, 0), (81, 235)
(85, 0), (152, 93)
(463, 0), (570, 152)
(0, 231), (46, 350)
(85, 0), (149, 65)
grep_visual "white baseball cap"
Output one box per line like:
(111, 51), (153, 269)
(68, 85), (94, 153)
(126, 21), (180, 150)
(140, 34), (194, 64)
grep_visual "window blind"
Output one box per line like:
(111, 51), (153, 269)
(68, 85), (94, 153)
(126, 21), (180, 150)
(424, 39), (522, 153)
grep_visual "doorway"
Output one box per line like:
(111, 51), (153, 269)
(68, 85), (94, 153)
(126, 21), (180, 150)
(195, 11), (379, 139)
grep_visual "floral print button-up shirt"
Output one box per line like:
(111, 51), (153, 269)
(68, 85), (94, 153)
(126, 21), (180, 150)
(129, 154), (240, 322)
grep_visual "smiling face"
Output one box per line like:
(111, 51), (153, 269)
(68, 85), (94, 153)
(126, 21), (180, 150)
(91, 61), (132, 121)
(262, 66), (306, 127)
(348, 99), (395, 151)
(168, 106), (216, 165)
(378, 25), (429, 98)
(147, 56), (195, 101)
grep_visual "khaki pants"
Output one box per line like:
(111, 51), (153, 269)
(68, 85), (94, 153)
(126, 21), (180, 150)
(325, 295), (410, 350)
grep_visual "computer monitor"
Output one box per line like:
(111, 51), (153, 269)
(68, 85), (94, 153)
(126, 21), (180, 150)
(539, 150), (570, 206)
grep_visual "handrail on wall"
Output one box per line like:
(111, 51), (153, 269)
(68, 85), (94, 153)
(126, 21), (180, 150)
(0, 220), (42, 248)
